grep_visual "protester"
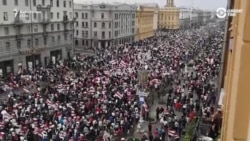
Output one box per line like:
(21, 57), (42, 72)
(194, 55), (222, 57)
(0, 23), (223, 141)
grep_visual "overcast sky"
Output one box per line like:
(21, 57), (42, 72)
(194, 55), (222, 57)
(74, 0), (227, 10)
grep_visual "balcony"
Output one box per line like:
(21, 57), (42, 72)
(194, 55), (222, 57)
(41, 19), (50, 24)
(63, 15), (69, 23)
(43, 31), (48, 37)
(13, 18), (24, 26)
(15, 34), (22, 40)
(70, 17), (77, 23)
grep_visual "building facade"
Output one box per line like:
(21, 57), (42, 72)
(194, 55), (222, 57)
(219, 0), (250, 140)
(135, 5), (155, 41)
(179, 7), (191, 29)
(0, 0), (74, 76)
(153, 7), (159, 31)
(158, 0), (180, 29)
(74, 3), (136, 49)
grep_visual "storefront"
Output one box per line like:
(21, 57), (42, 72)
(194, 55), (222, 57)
(26, 55), (41, 71)
(0, 60), (14, 78)
(50, 49), (62, 64)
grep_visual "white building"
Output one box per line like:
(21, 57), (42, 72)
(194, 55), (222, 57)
(74, 3), (137, 49)
(0, 0), (74, 76)
(179, 7), (191, 28)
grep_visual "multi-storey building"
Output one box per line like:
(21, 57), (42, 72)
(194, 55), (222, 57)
(153, 6), (159, 31)
(218, 0), (250, 140)
(135, 5), (156, 41)
(0, 0), (74, 77)
(158, 0), (180, 29)
(179, 7), (191, 28)
(74, 3), (136, 49)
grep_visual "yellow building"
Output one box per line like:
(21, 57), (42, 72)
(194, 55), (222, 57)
(136, 6), (156, 41)
(158, 0), (180, 29)
(219, 0), (250, 141)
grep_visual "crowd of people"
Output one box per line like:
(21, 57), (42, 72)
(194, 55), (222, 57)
(0, 23), (224, 141)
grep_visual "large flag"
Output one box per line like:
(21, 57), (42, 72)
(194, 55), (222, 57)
(168, 130), (180, 139)
(114, 91), (123, 99)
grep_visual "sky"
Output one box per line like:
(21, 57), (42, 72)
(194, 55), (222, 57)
(74, 0), (227, 10)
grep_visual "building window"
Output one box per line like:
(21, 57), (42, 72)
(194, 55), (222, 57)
(51, 24), (54, 31)
(33, 0), (36, 6)
(132, 21), (135, 26)
(33, 13), (37, 20)
(132, 14), (135, 18)
(86, 40), (88, 46)
(69, 12), (72, 19)
(57, 12), (59, 19)
(42, 0), (45, 5)
(3, 12), (8, 21)
(76, 30), (78, 35)
(102, 31), (105, 38)
(75, 40), (78, 45)
(102, 22), (105, 28)
(25, 0), (28, 6)
(14, 0), (18, 6)
(85, 13), (88, 19)
(109, 22), (111, 28)
(101, 13), (104, 19)
(64, 34), (67, 40)
(82, 31), (84, 37)
(76, 22), (78, 27)
(52, 36), (55, 42)
(56, 0), (59, 7)
(85, 22), (88, 28)
(17, 40), (21, 48)
(50, 12), (53, 19)
(34, 25), (38, 32)
(82, 22), (84, 28)
(82, 13), (84, 19)
(75, 12), (78, 18)
(2, 0), (7, 5)
(57, 24), (60, 30)
(57, 36), (60, 41)
(4, 27), (9, 35)
(63, 0), (66, 7)
(25, 13), (30, 20)
(82, 40), (85, 45)
(44, 37), (47, 45)
(109, 31), (111, 38)
(50, 0), (53, 6)
(94, 31), (97, 37)
(35, 39), (39, 45)
(70, 34), (73, 39)
(69, 1), (72, 7)
(27, 39), (31, 47)
(6, 42), (10, 51)
(94, 22), (97, 28)
(85, 31), (88, 37)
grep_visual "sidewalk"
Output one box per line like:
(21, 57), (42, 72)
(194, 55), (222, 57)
(131, 95), (168, 139)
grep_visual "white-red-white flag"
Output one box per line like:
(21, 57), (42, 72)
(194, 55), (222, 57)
(114, 91), (123, 99)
